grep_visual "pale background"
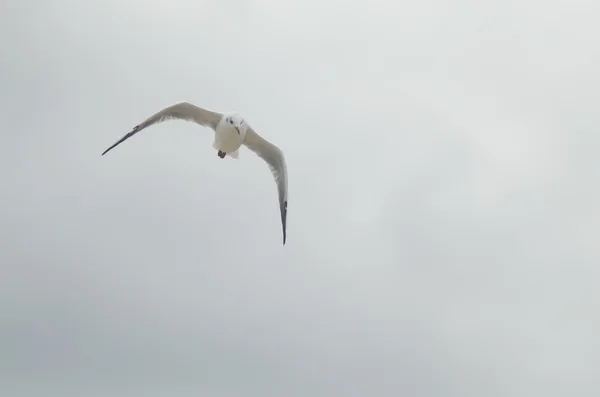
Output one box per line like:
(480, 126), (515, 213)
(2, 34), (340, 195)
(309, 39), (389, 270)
(1, 1), (599, 396)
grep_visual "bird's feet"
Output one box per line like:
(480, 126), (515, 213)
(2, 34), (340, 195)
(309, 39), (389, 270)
(217, 150), (226, 159)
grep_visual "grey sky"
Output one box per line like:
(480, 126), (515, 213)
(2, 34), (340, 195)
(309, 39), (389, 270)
(1, 0), (599, 396)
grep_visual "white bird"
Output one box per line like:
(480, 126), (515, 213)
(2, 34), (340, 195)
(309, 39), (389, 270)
(101, 101), (288, 245)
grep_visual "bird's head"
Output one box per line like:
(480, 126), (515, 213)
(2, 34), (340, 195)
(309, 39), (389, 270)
(225, 113), (248, 139)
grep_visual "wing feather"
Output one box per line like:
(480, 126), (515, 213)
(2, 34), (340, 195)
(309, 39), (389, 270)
(243, 127), (289, 245)
(102, 102), (222, 156)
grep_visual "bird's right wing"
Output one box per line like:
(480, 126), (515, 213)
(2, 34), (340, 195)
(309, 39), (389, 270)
(102, 101), (222, 156)
(243, 127), (289, 245)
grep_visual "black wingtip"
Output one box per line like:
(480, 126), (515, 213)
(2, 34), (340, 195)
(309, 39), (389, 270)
(282, 200), (287, 246)
(101, 126), (139, 157)
(101, 145), (115, 156)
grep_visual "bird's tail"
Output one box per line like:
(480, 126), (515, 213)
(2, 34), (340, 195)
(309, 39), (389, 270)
(228, 149), (239, 159)
(212, 140), (239, 159)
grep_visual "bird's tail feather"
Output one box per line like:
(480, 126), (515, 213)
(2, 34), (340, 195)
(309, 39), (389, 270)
(228, 149), (239, 159)
(212, 141), (239, 159)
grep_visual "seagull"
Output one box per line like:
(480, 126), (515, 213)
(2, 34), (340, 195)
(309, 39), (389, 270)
(101, 101), (288, 245)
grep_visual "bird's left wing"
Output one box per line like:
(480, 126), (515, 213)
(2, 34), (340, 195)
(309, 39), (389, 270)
(243, 127), (289, 245)
(102, 101), (222, 156)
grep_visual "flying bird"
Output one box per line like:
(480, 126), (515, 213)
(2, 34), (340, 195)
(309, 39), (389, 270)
(102, 101), (288, 245)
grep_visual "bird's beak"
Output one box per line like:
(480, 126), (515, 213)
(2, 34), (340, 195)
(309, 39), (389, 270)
(235, 126), (240, 135)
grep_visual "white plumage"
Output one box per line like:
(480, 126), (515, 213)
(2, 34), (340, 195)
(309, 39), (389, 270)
(102, 101), (288, 245)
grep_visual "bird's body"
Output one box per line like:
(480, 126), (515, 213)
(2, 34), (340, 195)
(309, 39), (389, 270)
(212, 112), (247, 158)
(102, 101), (288, 245)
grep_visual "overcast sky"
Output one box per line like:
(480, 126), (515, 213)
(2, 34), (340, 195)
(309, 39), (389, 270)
(1, 0), (599, 396)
